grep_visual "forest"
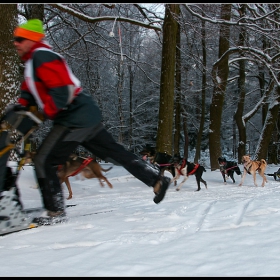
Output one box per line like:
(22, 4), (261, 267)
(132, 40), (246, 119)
(1, 3), (280, 170)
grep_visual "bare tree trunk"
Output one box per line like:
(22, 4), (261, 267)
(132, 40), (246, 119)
(194, 11), (206, 163)
(0, 4), (20, 116)
(128, 63), (134, 151)
(156, 4), (180, 156)
(234, 4), (246, 163)
(117, 62), (125, 144)
(256, 83), (280, 160)
(174, 13), (181, 157)
(209, 4), (232, 170)
(182, 114), (188, 160)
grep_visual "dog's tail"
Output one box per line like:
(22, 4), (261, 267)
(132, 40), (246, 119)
(101, 166), (113, 172)
(261, 159), (267, 166)
(202, 166), (206, 172)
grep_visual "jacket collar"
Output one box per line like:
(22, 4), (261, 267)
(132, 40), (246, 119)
(21, 41), (52, 61)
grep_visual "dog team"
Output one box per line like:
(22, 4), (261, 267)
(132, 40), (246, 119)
(139, 145), (271, 192)
(23, 146), (271, 201)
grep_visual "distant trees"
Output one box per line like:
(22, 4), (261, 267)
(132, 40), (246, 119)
(2, 4), (280, 169)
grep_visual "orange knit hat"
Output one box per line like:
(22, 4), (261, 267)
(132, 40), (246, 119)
(14, 19), (45, 42)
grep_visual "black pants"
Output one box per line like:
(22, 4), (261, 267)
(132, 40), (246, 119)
(33, 123), (161, 212)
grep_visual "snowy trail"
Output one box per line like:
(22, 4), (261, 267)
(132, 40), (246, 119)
(1, 164), (280, 276)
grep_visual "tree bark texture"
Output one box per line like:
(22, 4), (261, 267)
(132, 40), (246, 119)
(0, 4), (20, 116)
(156, 4), (180, 156)
(174, 13), (181, 158)
(234, 4), (247, 163)
(209, 4), (232, 170)
(194, 12), (206, 164)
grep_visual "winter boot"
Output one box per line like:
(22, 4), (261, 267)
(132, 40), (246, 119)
(32, 192), (68, 226)
(153, 176), (171, 204)
(32, 209), (67, 226)
(32, 178), (67, 225)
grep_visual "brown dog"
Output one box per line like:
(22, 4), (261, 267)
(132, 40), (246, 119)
(239, 155), (267, 187)
(24, 152), (113, 199)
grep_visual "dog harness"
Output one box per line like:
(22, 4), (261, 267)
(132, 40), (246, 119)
(244, 161), (261, 175)
(179, 159), (186, 175)
(174, 159), (200, 176)
(187, 163), (200, 176)
(58, 157), (93, 177)
(69, 157), (93, 177)
(174, 159), (186, 175)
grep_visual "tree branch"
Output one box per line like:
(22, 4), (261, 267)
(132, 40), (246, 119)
(49, 4), (162, 32)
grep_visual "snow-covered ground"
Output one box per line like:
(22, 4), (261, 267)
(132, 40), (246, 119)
(1, 160), (280, 276)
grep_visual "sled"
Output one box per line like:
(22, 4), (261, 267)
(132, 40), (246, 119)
(266, 168), (280, 181)
(0, 108), (42, 234)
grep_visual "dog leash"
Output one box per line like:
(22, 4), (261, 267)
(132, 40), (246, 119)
(157, 163), (172, 167)
(68, 157), (93, 177)
(224, 165), (239, 172)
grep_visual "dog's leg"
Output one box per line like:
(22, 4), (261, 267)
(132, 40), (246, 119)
(252, 171), (258, 186)
(64, 177), (73, 200)
(162, 166), (176, 186)
(259, 171), (267, 187)
(170, 177), (176, 185)
(170, 166), (177, 186)
(200, 178), (207, 189)
(221, 171), (227, 184)
(174, 167), (187, 191)
(172, 177), (180, 188)
(239, 170), (247, 186)
(196, 178), (201, 191)
(100, 177), (113, 188)
(195, 173), (205, 191)
(261, 175), (266, 187)
(98, 179), (105, 187)
(171, 169), (180, 186)
(171, 173), (178, 187)
(194, 168), (207, 191)
(230, 172), (235, 183)
(85, 173), (112, 188)
(81, 162), (113, 189)
(176, 176), (188, 191)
